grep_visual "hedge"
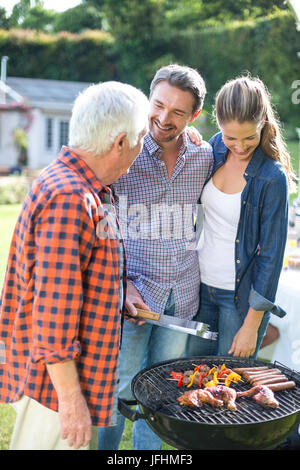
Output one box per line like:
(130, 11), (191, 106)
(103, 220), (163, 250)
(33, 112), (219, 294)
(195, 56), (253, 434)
(0, 10), (299, 130)
(0, 29), (116, 82)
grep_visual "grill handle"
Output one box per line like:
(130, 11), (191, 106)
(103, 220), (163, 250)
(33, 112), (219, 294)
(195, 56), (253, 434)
(118, 398), (146, 422)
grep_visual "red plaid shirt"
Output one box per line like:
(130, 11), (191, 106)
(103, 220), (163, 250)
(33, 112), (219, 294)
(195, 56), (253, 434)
(0, 147), (125, 427)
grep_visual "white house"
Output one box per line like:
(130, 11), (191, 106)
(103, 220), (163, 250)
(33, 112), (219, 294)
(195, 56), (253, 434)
(0, 76), (90, 170)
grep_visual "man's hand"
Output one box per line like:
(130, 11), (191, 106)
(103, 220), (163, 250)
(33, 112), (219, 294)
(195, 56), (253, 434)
(46, 360), (92, 449)
(125, 280), (151, 325)
(58, 389), (92, 449)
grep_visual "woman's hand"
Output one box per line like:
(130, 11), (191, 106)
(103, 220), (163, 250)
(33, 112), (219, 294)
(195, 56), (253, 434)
(228, 324), (258, 358)
(124, 280), (150, 325)
(228, 308), (264, 358)
(186, 126), (203, 146)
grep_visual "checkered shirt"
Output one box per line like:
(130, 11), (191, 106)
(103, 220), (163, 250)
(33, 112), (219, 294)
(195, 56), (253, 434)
(112, 132), (213, 319)
(0, 146), (125, 427)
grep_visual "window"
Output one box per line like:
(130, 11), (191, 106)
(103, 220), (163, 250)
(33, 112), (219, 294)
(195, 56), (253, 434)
(46, 118), (53, 150)
(59, 121), (69, 149)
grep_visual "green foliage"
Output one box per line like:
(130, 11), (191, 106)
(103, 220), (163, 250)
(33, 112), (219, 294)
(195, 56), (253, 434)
(0, 7), (9, 30)
(164, 11), (300, 129)
(7, 0), (46, 28)
(0, 404), (15, 450)
(52, 4), (104, 33)
(21, 5), (57, 32)
(99, 0), (168, 89)
(0, 28), (115, 82)
(0, 6), (298, 130)
(162, 0), (288, 29)
(0, 177), (29, 205)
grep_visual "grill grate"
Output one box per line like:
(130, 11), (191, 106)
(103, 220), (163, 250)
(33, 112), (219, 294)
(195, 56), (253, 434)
(132, 356), (300, 425)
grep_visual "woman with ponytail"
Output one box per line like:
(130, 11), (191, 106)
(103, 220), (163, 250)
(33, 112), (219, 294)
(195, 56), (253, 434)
(187, 75), (297, 358)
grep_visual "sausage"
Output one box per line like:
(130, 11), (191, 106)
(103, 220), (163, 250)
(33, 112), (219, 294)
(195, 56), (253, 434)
(232, 366), (269, 374)
(243, 369), (283, 382)
(249, 373), (286, 384)
(252, 376), (289, 386)
(243, 368), (282, 377)
(243, 367), (282, 376)
(250, 374), (286, 385)
(245, 371), (283, 383)
(268, 381), (296, 392)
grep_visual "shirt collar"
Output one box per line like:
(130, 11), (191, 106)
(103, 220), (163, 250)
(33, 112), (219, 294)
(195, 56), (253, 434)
(58, 146), (111, 197)
(212, 132), (266, 177)
(144, 131), (188, 159)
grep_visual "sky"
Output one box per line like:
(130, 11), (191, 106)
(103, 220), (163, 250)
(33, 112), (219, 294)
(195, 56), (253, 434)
(1, 0), (82, 15)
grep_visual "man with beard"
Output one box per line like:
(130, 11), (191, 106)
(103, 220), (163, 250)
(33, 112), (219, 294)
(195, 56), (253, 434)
(98, 64), (213, 450)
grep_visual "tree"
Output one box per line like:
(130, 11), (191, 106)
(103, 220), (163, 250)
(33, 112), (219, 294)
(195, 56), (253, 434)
(53, 4), (103, 33)
(0, 7), (9, 29)
(21, 5), (57, 31)
(89, 0), (168, 89)
(8, 0), (35, 27)
(161, 0), (289, 29)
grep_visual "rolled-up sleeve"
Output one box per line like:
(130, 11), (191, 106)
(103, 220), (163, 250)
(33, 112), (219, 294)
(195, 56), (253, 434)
(31, 192), (94, 364)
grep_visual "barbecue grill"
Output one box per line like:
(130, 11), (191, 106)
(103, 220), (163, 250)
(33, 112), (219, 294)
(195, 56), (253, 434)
(118, 356), (300, 450)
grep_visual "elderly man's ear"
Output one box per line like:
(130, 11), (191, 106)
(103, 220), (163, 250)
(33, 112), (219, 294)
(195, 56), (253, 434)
(114, 132), (128, 155)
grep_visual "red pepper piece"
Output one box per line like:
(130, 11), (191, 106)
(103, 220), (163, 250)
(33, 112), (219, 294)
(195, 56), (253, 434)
(177, 376), (183, 387)
(218, 368), (230, 378)
(198, 372), (203, 388)
(171, 371), (184, 380)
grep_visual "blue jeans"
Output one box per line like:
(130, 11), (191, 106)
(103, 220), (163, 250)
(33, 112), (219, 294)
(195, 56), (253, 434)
(97, 291), (189, 450)
(186, 283), (271, 358)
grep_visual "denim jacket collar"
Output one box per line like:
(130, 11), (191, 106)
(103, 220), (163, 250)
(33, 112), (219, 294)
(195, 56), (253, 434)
(212, 133), (267, 178)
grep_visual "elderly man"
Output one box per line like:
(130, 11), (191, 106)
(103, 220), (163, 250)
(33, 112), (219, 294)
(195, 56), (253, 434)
(0, 81), (149, 450)
(98, 64), (213, 450)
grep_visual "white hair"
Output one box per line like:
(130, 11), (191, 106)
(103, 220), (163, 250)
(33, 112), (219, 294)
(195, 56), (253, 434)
(69, 81), (149, 156)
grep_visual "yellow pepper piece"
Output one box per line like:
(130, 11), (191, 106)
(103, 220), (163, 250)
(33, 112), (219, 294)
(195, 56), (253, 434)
(204, 380), (215, 387)
(187, 369), (198, 388)
(209, 366), (216, 375)
(224, 371), (241, 387)
(204, 371), (219, 388)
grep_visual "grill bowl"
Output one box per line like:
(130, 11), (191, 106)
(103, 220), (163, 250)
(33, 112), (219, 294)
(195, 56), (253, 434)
(125, 356), (300, 450)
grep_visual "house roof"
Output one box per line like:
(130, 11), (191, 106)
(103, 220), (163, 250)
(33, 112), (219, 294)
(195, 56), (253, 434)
(5, 77), (91, 112)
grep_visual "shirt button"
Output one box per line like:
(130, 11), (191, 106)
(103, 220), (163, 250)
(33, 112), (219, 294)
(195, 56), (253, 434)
(236, 259), (240, 264)
(237, 278), (240, 283)
(234, 295), (238, 300)
(236, 239), (240, 243)
(243, 200), (246, 205)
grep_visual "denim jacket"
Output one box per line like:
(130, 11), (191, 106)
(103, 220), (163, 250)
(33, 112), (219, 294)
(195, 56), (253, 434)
(209, 132), (289, 319)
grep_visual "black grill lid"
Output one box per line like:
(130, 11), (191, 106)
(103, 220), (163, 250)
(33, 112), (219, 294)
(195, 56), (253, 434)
(132, 356), (300, 426)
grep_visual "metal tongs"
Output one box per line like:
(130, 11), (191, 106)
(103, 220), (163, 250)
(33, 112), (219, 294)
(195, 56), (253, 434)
(131, 308), (218, 340)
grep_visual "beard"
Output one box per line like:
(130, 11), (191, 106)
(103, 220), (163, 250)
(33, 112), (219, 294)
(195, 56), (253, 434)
(149, 119), (178, 143)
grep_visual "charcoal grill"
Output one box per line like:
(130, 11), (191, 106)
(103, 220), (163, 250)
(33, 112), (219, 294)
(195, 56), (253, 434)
(118, 356), (300, 450)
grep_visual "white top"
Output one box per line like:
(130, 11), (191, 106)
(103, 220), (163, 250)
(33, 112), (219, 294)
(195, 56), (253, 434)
(198, 178), (242, 290)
